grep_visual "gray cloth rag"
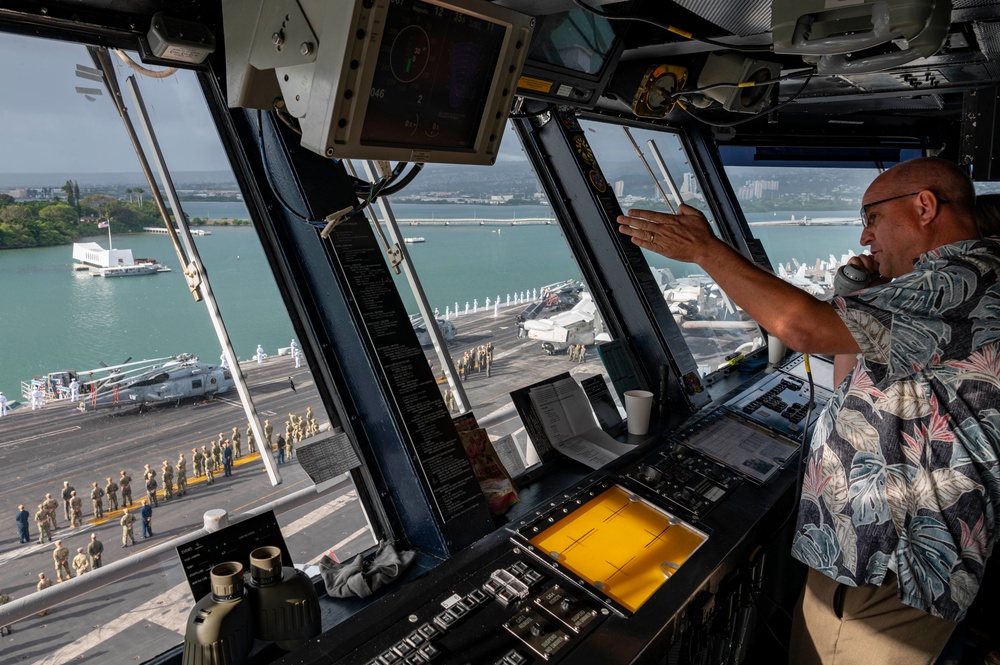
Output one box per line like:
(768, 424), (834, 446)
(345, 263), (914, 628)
(320, 542), (415, 599)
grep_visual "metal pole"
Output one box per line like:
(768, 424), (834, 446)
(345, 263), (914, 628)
(86, 47), (191, 284)
(360, 161), (469, 413)
(623, 127), (676, 213)
(126, 76), (281, 485)
(645, 138), (684, 209)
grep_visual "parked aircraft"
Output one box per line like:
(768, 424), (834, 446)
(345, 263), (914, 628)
(80, 354), (234, 412)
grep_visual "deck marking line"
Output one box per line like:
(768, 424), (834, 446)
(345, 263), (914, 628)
(33, 490), (364, 664)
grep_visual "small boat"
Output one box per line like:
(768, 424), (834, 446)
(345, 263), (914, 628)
(91, 263), (160, 277)
(404, 237), (426, 244)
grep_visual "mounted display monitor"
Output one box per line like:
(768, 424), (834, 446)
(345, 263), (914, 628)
(291, 0), (534, 165)
(497, 0), (630, 108)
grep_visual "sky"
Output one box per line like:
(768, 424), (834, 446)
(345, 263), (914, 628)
(0, 32), (236, 174)
(0, 31), (550, 177)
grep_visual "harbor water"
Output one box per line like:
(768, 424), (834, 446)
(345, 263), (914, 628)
(0, 203), (864, 396)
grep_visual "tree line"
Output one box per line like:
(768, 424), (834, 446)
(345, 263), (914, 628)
(0, 181), (169, 250)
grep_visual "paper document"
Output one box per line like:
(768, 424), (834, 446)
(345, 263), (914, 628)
(529, 377), (635, 469)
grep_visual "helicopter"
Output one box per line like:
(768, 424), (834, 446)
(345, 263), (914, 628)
(79, 354), (234, 412)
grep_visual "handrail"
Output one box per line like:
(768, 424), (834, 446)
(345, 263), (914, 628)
(0, 482), (341, 626)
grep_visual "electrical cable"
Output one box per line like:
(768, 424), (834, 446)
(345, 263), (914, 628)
(672, 68), (815, 100)
(572, 0), (774, 53)
(272, 101), (302, 136)
(113, 49), (178, 78)
(677, 68), (815, 128)
(256, 110), (312, 223)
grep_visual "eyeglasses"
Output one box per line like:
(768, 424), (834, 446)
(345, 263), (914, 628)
(859, 190), (948, 228)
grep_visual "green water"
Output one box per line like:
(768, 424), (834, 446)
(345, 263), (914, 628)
(0, 214), (864, 397)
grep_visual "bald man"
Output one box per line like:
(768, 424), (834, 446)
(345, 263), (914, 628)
(620, 157), (996, 665)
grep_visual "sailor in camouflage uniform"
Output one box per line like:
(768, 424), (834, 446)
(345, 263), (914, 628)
(176, 453), (187, 496)
(90, 481), (104, 519)
(52, 540), (71, 581)
(120, 507), (136, 547)
(0, 589), (12, 635)
(87, 533), (104, 569)
(72, 547), (90, 576)
(161, 460), (174, 500)
(35, 503), (52, 543)
(192, 447), (203, 477)
(69, 491), (83, 528)
(36, 573), (52, 616)
(43, 493), (59, 531)
(105, 476), (119, 512)
(246, 422), (256, 454)
(232, 426), (242, 459)
(119, 470), (133, 507)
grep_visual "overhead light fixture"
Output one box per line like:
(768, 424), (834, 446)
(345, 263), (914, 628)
(146, 12), (216, 65)
(772, 0), (952, 74)
(693, 52), (780, 114)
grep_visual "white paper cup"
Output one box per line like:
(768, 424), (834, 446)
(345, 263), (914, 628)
(624, 390), (654, 436)
(768, 334), (787, 366)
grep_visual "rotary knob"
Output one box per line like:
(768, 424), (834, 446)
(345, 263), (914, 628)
(639, 465), (662, 483)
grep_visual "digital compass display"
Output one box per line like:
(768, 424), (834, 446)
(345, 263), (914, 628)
(361, 1), (506, 151)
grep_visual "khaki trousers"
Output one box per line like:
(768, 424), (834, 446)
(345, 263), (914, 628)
(789, 568), (956, 665)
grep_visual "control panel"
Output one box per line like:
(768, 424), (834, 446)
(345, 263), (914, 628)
(724, 356), (834, 443)
(358, 553), (605, 665)
(620, 446), (741, 521)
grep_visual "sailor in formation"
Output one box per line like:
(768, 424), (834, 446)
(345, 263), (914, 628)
(105, 476), (119, 512)
(90, 481), (104, 519)
(120, 507), (136, 547)
(119, 470), (133, 507)
(176, 453), (187, 496)
(192, 447), (204, 477)
(0, 390), (7, 416)
(31, 385), (43, 410)
(69, 377), (80, 402)
(72, 547), (90, 576)
(35, 504), (51, 543)
(220, 352), (228, 369)
(88, 532), (104, 569)
(255, 344), (265, 364)
(52, 540), (71, 581)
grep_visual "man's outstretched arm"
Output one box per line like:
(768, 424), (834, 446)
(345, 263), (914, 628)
(618, 205), (862, 355)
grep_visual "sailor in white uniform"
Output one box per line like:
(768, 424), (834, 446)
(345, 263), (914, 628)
(31, 386), (43, 410)
(255, 344), (265, 364)
(69, 378), (80, 402)
(220, 353), (228, 369)
(294, 348), (302, 368)
(0, 391), (7, 416)
(290, 339), (298, 357)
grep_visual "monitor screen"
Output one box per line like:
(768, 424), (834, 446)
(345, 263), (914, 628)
(360, 3), (508, 153)
(527, 8), (616, 76)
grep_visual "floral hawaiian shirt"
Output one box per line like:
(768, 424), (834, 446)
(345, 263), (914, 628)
(791, 238), (1000, 621)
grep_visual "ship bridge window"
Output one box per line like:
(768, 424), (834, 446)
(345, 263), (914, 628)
(0, 30), (375, 655)
(366, 121), (618, 474)
(720, 149), (875, 302)
(580, 120), (764, 377)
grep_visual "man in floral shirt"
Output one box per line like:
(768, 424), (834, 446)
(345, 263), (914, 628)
(618, 157), (996, 664)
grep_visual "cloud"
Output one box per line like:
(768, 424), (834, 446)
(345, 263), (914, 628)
(0, 33), (230, 173)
